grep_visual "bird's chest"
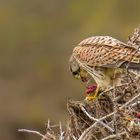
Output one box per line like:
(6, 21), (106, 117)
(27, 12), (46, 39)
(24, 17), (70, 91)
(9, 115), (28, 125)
(95, 68), (122, 90)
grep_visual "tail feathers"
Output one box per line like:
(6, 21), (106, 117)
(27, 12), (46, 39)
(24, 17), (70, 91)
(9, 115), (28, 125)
(121, 62), (140, 70)
(120, 62), (140, 77)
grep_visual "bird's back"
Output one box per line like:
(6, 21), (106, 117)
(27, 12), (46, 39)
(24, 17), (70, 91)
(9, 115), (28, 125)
(73, 36), (140, 68)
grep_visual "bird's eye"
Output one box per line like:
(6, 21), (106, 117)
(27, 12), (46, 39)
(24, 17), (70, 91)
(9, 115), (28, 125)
(72, 71), (78, 75)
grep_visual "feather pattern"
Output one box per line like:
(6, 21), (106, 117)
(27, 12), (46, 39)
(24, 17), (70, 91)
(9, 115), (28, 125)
(70, 36), (140, 91)
(73, 36), (140, 68)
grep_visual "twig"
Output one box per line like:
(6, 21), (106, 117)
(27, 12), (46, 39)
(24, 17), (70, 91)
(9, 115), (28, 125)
(81, 106), (114, 133)
(59, 122), (64, 140)
(79, 109), (116, 140)
(124, 128), (130, 138)
(45, 119), (62, 128)
(18, 129), (46, 139)
(47, 119), (50, 129)
(131, 101), (140, 107)
(121, 92), (140, 109)
(112, 69), (118, 133)
(101, 131), (126, 140)
(78, 121), (99, 140)
(127, 26), (140, 46)
(72, 135), (77, 140)
(99, 83), (129, 98)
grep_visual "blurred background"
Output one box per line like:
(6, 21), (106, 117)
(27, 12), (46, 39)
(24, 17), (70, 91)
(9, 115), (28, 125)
(0, 0), (140, 139)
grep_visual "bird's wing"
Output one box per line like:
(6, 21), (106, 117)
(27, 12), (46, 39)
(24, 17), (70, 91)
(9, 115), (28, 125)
(73, 36), (140, 68)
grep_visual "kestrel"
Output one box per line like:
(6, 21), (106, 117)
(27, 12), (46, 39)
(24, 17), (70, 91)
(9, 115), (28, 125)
(69, 36), (140, 100)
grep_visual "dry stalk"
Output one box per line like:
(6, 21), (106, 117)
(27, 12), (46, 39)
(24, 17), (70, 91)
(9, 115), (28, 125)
(80, 106), (114, 133)
(18, 129), (46, 139)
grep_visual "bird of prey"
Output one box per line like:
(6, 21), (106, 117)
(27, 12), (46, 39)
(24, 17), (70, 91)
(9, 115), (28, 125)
(69, 36), (140, 100)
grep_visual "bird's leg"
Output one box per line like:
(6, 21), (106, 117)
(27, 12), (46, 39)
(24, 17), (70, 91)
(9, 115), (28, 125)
(85, 84), (100, 100)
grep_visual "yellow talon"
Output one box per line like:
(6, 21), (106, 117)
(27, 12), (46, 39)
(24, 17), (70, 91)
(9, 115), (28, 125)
(85, 96), (96, 100)
(85, 85), (100, 101)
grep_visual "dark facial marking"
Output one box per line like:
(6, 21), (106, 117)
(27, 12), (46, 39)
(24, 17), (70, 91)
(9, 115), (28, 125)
(72, 68), (80, 75)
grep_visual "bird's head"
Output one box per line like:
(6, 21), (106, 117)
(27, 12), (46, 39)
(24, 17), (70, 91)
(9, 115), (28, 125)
(69, 55), (81, 79)
(69, 55), (87, 82)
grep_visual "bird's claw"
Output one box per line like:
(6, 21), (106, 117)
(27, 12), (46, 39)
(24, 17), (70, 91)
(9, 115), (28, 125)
(85, 84), (100, 101)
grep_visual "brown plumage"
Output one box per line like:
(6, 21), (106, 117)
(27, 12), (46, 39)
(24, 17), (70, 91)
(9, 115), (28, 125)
(69, 36), (140, 99)
(73, 36), (140, 67)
